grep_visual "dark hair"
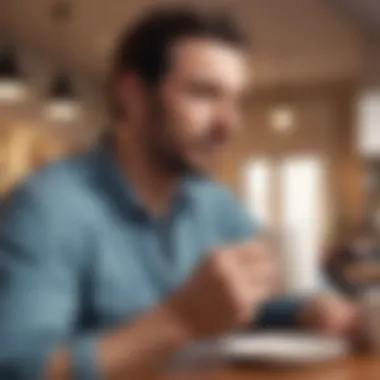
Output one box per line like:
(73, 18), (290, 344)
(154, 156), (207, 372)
(108, 5), (249, 118)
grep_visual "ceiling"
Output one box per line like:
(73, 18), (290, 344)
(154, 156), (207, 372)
(0, 0), (369, 88)
(330, 0), (380, 84)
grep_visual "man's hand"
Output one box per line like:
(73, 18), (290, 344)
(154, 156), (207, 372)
(297, 292), (358, 335)
(164, 240), (278, 339)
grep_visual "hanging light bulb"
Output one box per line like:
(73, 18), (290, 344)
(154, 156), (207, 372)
(269, 105), (295, 133)
(44, 72), (80, 122)
(0, 47), (26, 103)
(44, 0), (80, 122)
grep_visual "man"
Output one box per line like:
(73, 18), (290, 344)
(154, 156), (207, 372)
(0, 6), (358, 380)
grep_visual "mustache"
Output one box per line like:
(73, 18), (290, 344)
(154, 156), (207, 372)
(195, 128), (230, 147)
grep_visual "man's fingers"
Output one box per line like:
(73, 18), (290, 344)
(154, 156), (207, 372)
(231, 241), (274, 273)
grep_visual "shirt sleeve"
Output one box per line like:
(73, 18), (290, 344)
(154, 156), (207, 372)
(219, 190), (305, 328)
(0, 184), (100, 380)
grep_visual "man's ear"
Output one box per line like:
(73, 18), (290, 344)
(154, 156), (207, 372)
(115, 73), (146, 122)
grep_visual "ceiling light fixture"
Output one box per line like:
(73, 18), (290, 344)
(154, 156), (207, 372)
(44, 73), (80, 122)
(45, 0), (79, 122)
(0, 47), (26, 103)
(269, 105), (295, 133)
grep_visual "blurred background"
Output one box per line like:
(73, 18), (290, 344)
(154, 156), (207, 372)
(1, 0), (380, 293)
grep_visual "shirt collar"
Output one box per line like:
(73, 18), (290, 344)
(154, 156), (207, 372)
(91, 144), (197, 220)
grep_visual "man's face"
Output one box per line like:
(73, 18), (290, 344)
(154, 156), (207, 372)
(142, 37), (248, 174)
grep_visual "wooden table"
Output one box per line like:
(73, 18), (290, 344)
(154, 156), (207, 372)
(160, 357), (380, 380)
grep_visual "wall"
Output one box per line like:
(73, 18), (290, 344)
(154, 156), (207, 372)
(365, 42), (380, 87)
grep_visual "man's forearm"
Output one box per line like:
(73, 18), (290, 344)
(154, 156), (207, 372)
(45, 304), (190, 380)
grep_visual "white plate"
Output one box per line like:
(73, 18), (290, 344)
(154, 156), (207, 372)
(219, 332), (349, 365)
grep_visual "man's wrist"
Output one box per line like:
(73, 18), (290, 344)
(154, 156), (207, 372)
(152, 303), (193, 350)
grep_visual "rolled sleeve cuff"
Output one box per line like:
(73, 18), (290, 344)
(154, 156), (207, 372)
(72, 335), (101, 380)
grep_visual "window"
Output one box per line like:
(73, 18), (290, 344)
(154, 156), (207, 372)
(243, 156), (326, 294)
(280, 156), (326, 294)
(242, 159), (272, 228)
(357, 90), (380, 157)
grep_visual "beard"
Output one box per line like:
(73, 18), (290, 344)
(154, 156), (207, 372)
(142, 92), (228, 178)
(143, 95), (200, 177)
(147, 130), (197, 176)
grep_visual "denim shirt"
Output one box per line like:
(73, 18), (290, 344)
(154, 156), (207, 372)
(0, 147), (302, 380)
